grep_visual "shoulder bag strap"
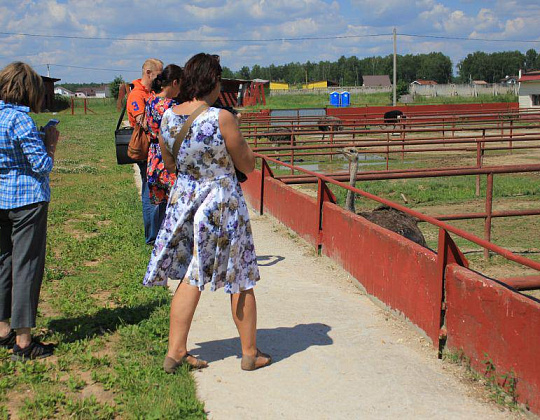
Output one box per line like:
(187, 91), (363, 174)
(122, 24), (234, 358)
(116, 101), (127, 131)
(172, 103), (209, 159)
(115, 83), (133, 131)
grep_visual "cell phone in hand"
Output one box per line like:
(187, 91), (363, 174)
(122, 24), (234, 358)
(44, 119), (60, 128)
(40, 119), (60, 138)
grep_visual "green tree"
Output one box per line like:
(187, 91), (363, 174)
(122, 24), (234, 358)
(238, 66), (251, 79)
(251, 64), (263, 79)
(525, 49), (538, 71)
(458, 50), (525, 83)
(109, 75), (124, 100)
(222, 66), (235, 78)
(417, 52), (452, 83)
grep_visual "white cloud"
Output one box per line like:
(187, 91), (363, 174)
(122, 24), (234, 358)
(1, 0), (540, 82)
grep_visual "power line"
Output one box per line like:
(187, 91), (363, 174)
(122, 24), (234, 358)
(401, 33), (540, 44)
(47, 63), (139, 73)
(0, 30), (392, 43)
(1, 29), (539, 44)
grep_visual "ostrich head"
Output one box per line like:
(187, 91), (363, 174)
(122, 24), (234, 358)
(340, 147), (360, 161)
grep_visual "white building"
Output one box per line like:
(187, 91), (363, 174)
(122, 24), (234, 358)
(54, 86), (74, 96)
(518, 70), (540, 108)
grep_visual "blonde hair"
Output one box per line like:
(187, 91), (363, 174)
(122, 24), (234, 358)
(142, 58), (163, 74)
(0, 62), (44, 113)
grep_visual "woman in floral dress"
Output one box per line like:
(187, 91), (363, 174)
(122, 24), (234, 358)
(143, 53), (271, 372)
(145, 64), (182, 206)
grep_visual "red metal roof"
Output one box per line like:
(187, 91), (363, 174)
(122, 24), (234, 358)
(519, 75), (540, 82)
(413, 79), (437, 85)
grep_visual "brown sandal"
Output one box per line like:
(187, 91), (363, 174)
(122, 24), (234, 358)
(163, 353), (208, 374)
(241, 349), (272, 371)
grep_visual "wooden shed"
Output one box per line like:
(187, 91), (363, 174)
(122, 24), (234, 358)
(41, 76), (60, 111)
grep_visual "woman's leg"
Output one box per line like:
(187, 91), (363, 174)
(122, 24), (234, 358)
(230, 289), (257, 356)
(0, 209), (13, 338)
(9, 203), (48, 349)
(231, 289), (270, 368)
(167, 281), (201, 361)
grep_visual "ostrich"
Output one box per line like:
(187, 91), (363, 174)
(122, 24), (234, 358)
(317, 116), (343, 141)
(268, 127), (296, 147)
(341, 147), (360, 213)
(382, 110), (407, 134)
(340, 147), (427, 247)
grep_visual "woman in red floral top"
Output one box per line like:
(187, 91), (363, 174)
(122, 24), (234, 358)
(145, 64), (183, 204)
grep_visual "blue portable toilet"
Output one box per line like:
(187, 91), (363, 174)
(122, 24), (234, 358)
(341, 91), (350, 107)
(329, 91), (340, 107)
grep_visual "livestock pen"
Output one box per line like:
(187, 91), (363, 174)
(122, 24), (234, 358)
(239, 103), (540, 414)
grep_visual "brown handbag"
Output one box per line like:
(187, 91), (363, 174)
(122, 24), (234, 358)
(127, 118), (150, 161)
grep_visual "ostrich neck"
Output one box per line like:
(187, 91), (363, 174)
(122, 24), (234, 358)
(346, 156), (359, 213)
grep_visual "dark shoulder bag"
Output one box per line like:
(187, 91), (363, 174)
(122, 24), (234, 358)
(114, 102), (137, 165)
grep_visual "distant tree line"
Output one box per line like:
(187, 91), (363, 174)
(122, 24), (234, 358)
(221, 48), (540, 85)
(458, 49), (540, 83)
(61, 49), (540, 98)
(59, 82), (104, 92)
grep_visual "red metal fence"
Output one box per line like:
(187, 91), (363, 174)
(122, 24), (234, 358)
(241, 155), (540, 414)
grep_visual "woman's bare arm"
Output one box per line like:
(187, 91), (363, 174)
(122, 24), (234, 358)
(219, 110), (255, 174)
(159, 134), (177, 174)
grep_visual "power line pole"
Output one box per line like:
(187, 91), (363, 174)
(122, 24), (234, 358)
(393, 28), (397, 106)
(47, 63), (50, 77)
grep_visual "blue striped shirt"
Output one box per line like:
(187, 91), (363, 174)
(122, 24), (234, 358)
(0, 100), (53, 209)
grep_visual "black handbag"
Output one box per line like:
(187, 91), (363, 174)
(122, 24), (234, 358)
(114, 103), (138, 165)
(235, 168), (247, 183)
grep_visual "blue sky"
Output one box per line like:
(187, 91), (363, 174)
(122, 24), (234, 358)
(0, 0), (539, 83)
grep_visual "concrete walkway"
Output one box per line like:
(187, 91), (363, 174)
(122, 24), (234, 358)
(185, 209), (514, 420)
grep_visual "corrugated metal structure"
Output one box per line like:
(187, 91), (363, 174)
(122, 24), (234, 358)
(270, 81), (289, 90)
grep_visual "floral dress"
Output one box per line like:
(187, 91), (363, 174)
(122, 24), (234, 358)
(143, 107), (259, 293)
(145, 93), (177, 204)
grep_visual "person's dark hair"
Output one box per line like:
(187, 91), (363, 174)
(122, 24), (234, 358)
(0, 62), (44, 113)
(151, 64), (183, 93)
(181, 53), (222, 101)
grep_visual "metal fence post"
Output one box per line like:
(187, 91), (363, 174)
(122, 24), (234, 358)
(484, 173), (494, 260)
(435, 228), (468, 358)
(260, 159), (275, 216)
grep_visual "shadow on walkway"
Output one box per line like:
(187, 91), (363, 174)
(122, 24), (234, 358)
(257, 255), (285, 267)
(193, 323), (333, 364)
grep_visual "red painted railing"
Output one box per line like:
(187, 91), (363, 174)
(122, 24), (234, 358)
(241, 154), (540, 414)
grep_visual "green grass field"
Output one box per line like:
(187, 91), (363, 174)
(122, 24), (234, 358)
(0, 94), (536, 418)
(252, 92), (518, 110)
(0, 105), (206, 419)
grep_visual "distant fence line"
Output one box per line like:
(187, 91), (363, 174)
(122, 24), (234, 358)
(410, 83), (518, 97)
(268, 84), (518, 97)
(268, 86), (391, 96)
